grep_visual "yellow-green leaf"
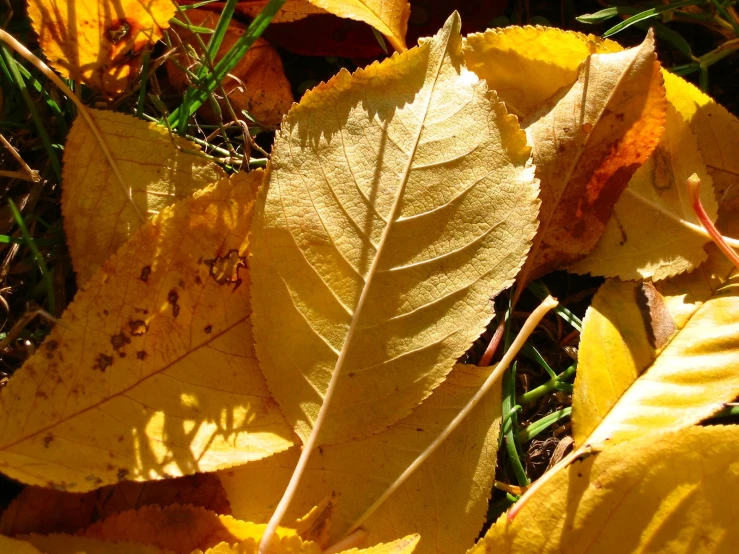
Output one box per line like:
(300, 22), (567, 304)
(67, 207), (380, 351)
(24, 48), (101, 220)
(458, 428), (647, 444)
(462, 26), (620, 123)
(0, 171), (294, 491)
(573, 252), (738, 449)
(570, 102), (718, 281)
(63, 109), (226, 285)
(251, 14), (538, 445)
(219, 365), (502, 554)
(471, 425), (739, 553)
(305, 0), (410, 51)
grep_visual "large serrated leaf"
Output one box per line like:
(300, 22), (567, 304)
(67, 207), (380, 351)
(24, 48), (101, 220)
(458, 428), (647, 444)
(250, 13), (539, 444)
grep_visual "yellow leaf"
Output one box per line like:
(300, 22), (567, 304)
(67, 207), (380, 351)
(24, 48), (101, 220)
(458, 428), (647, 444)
(197, 534), (321, 554)
(339, 535), (420, 554)
(471, 425), (739, 553)
(573, 254), (739, 449)
(663, 71), (739, 217)
(570, 102), (719, 281)
(63, 109), (226, 286)
(235, 0), (328, 23)
(0, 171), (295, 491)
(251, 13), (538, 444)
(292, 495), (335, 548)
(462, 26), (620, 122)
(517, 32), (665, 281)
(27, 0), (175, 97)
(79, 505), (303, 554)
(304, 0), (410, 51)
(219, 365), (502, 554)
(167, 10), (293, 128)
(21, 533), (172, 553)
(0, 535), (45, 554)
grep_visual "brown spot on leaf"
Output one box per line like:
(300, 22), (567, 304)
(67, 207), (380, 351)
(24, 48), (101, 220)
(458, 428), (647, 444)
(136, 351), (148, 361)
(205, 250), (246, 288)
(195, 275), (203, 286)
(46, 340), (59, 352)
(204, 325), (212, 334)
(95, 354), (113, 372)
(117, 468), (129, 481)
(168, 289), (180, 318)
(111, 332), (131, 352)
(43, 434), (54, 448)
(140, 266), (151, 282)
(107, 20), (132, 44)
(129, 320), (148, 336)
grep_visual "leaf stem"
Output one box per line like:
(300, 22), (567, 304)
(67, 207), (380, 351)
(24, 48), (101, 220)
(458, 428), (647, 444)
(687, 173), (739, 268)
(335, 296), (559, 543)
(519, 364), (577, 405)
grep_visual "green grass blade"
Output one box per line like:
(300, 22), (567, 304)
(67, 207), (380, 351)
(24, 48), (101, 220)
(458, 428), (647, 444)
(635, 19), (693, 59)
(519, 407), (572, 443)
(8, 199), (56, 316)
(0, 46), (62, 180)
(576, 7), (621, 24)
(528, 281), (582, 332)
(603, 0), (704, 38)
(168, 0), (287, 130)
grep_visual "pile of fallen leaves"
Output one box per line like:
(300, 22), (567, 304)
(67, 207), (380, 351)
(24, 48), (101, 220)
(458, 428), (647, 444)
(0, 1), (738, 553)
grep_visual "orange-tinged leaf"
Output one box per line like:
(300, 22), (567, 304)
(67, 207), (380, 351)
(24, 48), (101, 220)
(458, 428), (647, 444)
(518, 32), (666, 281)
(231, 0), (328, 23)
(167, 10), (293, 128)
(570, 103), (718, 281)
(80, 504), (306, 554)
(219, 365), (503, 554)
(0, 473), (230, 536)
(27, 0), (176, 97)
(63, 109), (226, 286)
(304, 0), (410, 51)
(463, 26), (620, 122)
(196, 535), (321, 554)
(21, 533), (172, 553)
(472, 426), (739, 553)
(0, 171), (295, 491)
(251, 13), (538, 445)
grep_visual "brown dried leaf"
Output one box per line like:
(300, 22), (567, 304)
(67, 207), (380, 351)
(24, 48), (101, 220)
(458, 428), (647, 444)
(0, 474), (230, 536)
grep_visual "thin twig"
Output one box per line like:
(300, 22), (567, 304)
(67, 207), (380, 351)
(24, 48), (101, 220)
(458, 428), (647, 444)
(335, 296), (559, 542)
(687, 173), (739, 268)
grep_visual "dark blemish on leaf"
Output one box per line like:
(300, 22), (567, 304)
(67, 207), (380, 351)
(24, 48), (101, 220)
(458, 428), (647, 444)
(179, 279), (185, 288)
(43, 434), (54, 448)
(119, 352), (126, 358)
(46, 340), (59, 352)
(37, 390), (48, 400)
(416, 428), (423, 432)
(205, 250), (246, 289)
(168, 290), (180, 317)
(106, 463), (115, 471)
(103, 309), (109, 316)
(204, 325), (212, 334)
(615, 112), (625, 122)
(107, 19), (131, 43)
(577, 472), (583, 477)
(118, 435), (125, 443)
(136, 351), (147, 361)
(347, 372), (354, 378)
(195, 275), (203, 286)
(140, 266), (151, 282)
(95, 354), (113, 372)
(129, 320), (148, 336)
(117, 468), (129, 481)
(111, 332), (131, 352)
(318, 446), (324, 455)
